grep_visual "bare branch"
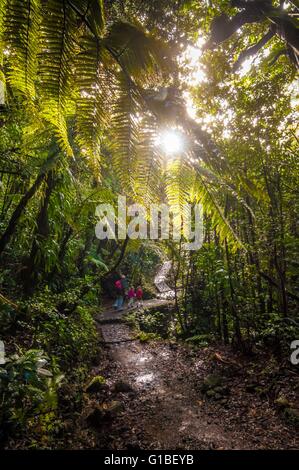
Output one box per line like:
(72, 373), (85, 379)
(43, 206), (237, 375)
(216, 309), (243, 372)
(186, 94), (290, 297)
(233, 28), (275, 70)
(268, 47), (288, 66)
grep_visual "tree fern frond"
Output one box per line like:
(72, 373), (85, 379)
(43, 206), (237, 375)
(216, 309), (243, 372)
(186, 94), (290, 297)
(0, 0), (7, 87)
(75, 36), (112, 171)
(192, 160), (255, 218)
(165, 157), (196, 228)
(238, 175), (269, 204)
(4, 0), (41, 98)
(38, 0), (77, 156)
(165, 157), (243, 250)
(67, 0), (105, 36)
(104, 21), (172, 84)
(166, 158), (191, 208)
(192, 174), (243, 251)
(111, 74), (141, 193)
(133, 115), (163, 205)
(0, 0), (6, 47)
(86, 0), (105, 37)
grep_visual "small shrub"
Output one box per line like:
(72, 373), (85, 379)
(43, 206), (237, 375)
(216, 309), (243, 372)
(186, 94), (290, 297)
(86, 375), (106, 393)
(137, 331), (161, 343)
(0, 349), (63, 435)
(185, 334), (212, 347)
(35, 304), (98, 368)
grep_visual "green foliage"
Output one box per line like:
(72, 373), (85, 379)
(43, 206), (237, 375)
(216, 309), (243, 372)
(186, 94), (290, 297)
(185, 334), (212, 347)
(136, 331), (161, 343)
(138, 309), (172, 338)
(123, 242), (163, 287)
(257, 313), (299, 353)
(75, 37), (111, 166)
(0, 349), (63, 432)
(34, 303), (98, 368)
(0, 304), (17, 331)
(0, 0), (171, 161)
(0, 0), (298, 448)
(85, 374), (106, 393)
(5, 0), (41, 99)
(124, 311), (138, 328)
(125, 308), (173, 339)
(88, 374), (105, 386)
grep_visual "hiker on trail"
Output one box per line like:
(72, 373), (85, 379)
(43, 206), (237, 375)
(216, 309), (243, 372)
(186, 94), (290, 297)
(113, 274), (128, 311)
(127, 286), (136, 308)
(113, 278), (123, 310)
(136, 285), (143, 308)
(121, 274), (129, 299)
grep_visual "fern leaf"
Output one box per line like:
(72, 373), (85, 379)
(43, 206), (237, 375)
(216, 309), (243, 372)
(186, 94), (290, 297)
(111, 74), (141, 193)
(0, 0), (6, 50)
(133, 115), (163, 205)
(166, 158), (193, 210)
(165, 156), (243, 250)
(4, 0), (41, 98)
(0, 0), (7, 88)
(38, 0), (77, 156)
(75, 36), (112, 171)
(192, 174), (243, 251)
(104, 21), (172, 85)
(165, 157), (197, 237)
(87, 0), (105, 37)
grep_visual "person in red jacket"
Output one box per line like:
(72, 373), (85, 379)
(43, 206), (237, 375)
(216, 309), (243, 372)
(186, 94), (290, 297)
(113, 277), (124, 310)
(127, 286), (136, 309)
(136, 286), (143, 308)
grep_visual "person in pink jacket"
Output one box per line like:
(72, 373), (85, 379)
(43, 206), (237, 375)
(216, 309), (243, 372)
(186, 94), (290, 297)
(136, 286), (143, 307)
(127, 286), (136, 308)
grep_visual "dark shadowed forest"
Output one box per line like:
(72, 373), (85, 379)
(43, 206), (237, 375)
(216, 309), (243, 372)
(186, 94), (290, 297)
(0, 0), (298, 455)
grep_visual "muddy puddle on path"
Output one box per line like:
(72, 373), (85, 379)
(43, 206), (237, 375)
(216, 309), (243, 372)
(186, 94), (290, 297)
(100, 322), (246, 450)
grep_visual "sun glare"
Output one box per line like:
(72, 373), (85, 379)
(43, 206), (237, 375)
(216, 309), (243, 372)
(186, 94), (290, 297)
(156, 130), (184, 155)
(178, 36), (207, 120)
(180, 36), (206, 87)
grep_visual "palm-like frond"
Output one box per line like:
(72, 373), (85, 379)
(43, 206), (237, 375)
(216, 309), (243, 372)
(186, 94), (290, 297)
(38, 0), (77, 156)
(191, 174), (243, 251)
(165, 158), (194, 211)
(0, 0), (6, 86)
(133, 115), (163, 205)
(0, 0), (172, 166)
(112, 75), (141, 193)
(86, 0), (105, 37)
(104, 21), (172, 84)
(106, 22), (173, 194)
(0, 0), (6, 49)
(67, 0), (105, 36)
(191, 159), (255, 218)
(165, 157), (243, 250)
(4, 0), (41, 98)
(165, 157), (197, 237)
(75, 36), (112, 169)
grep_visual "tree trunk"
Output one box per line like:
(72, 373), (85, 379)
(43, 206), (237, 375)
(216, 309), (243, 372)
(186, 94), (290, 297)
(225, 239), (243, 347)
(0, 150), (58, 258)
(0, 172), (46, 257)
(24, 171), (55, 294)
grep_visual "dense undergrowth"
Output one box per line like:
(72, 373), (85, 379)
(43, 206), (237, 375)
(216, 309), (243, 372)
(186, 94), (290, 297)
(0, 0), (298, 450)
(0, 284), (99, 447)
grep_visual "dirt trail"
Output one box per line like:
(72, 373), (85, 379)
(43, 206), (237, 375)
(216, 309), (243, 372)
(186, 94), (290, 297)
(154, 261), (174, 299)
(92, 305), (298, 450)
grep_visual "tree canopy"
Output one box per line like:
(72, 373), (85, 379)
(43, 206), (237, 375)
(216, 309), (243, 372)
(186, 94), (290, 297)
(0, 0), (298, 451)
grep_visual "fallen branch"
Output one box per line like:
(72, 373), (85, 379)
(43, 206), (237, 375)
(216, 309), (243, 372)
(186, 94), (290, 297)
(259, 271), (299, 302)
(212, 351), (242, 368)
(0, 292), (19, 310)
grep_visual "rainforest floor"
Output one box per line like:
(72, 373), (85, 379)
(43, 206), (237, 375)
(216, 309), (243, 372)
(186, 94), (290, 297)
(57, 302), (299, 450)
